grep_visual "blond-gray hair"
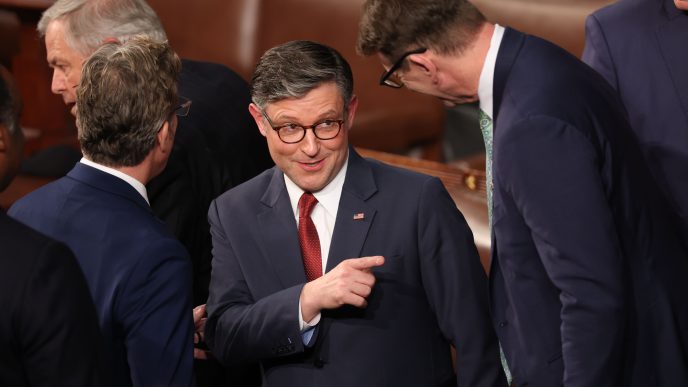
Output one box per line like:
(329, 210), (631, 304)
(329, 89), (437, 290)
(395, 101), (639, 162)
(38, 0), (166, 56)
(76, 35), (180, 167)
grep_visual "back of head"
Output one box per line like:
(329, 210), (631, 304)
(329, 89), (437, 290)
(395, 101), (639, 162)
(38, 0), (167, 56)
(251, 40), (354, 112)
(0, 66), (24, 191)
(76, 35), (180, 167)
(356, 0), (486, 60)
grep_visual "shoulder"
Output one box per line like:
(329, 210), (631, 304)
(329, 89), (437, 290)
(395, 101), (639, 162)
(591, 0), (652, 24)
(212, 167), (275, 209)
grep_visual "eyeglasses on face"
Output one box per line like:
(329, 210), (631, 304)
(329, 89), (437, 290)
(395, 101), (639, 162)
(379, 47), (427, 88)
(174, 96), (192, 117)
(260, 109), (344, 144)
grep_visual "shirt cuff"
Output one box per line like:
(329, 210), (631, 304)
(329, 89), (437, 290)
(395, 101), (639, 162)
(298, 298), (321, 332)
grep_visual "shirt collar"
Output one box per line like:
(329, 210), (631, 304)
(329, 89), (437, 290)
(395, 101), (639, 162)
(477, 24), (505, 120)
(80, 157), (150, 205)
(284, 153), (349, 219)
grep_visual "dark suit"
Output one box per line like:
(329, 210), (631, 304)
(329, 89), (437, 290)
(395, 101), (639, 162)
(582, 0), (688, 227)
(489, 28), (688, 386)
(9, 163), (194, 387)
(206, 148), (507, 387)
(147, 59), (273, 307)
(0, 212), (107, 387)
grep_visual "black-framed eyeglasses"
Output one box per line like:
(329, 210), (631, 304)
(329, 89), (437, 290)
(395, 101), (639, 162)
(379, 47), (427, 88)
(174, 96), (192, 117)
(260, 110), (344, 144)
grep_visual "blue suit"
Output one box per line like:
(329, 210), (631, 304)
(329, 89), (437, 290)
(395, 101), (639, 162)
(489, 28), (688, 386)
(9, 163), (194, 387)
(206, 148), (507, 387)
(583, 0), (688, 226)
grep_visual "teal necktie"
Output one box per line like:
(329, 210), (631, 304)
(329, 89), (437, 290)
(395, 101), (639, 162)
(479, 109), (513, 384)
(479, 109), (494, 227)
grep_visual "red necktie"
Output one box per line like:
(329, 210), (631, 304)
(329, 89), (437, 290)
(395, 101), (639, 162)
(298, 192), (322, 281)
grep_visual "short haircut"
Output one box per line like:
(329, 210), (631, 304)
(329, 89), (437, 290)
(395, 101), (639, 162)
(0, 67), (20, 135)
(76, 35), (180, 167)
(250, 40), (354, 113)
(37, 0), (166, 56)
(357, 0), (486, 60)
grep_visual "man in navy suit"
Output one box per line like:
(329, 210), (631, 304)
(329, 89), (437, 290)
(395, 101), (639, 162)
(37, 0), (273, 310)
(583, 0), (688, 230)
(0, 65), (107, 387)
(205, 40), (507, 387)
(357, 0), (688, 386)
(10, 37), (193, 387)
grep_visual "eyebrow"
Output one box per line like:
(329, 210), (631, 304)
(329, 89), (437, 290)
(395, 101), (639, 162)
(272, 109), (340, 124)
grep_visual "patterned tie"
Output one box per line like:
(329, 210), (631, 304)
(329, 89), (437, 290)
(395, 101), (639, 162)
(479, 109), (494, 227)
(298, 192), (322, 281)
(479, 109), (513, 384)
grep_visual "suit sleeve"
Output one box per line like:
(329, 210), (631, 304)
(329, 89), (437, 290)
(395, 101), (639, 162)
(500, 116), (626, 387)
(205, 200), (305, 365)
(19, 241), (109, 387)
(117, 241), (195, 387)
(417, 178), (508, 387)
(582, 14), (619, 91)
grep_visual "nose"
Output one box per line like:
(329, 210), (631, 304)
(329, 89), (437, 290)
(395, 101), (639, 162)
(300, 129), (320, 157)
(50, 69), (65, 95)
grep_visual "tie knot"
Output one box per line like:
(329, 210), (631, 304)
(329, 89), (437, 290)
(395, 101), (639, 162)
(299, 192), (318, 219)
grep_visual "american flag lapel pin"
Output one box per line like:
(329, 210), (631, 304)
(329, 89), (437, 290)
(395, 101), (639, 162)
(353, 212), (365, 221)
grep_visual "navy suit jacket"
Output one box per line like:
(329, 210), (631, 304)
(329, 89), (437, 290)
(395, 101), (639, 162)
(9, 163), (195, 387)
(0, 212), (107, 387)
(489, 28), (688, 387)
(205, 148), (507, 387)
(583, 0), (688, 226)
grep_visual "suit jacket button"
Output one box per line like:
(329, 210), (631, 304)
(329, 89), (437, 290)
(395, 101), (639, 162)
(499, 321), (508, 327)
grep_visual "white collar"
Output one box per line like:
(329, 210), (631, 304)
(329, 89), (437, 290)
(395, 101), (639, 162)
(284, 153), (349, 220)
(478, 24), (505, 120)
(80, 157), (150, 205)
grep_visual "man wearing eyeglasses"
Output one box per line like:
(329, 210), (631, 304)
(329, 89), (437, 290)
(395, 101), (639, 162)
(357, 1), (688, 387)
(9, 37), (194, 387)
(204, 40), (507, 387)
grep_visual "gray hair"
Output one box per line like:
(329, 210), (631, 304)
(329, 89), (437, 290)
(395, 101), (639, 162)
(76, 35), (180, 167)
(38, 0), (167, 56)
(250, 40), (354, 112)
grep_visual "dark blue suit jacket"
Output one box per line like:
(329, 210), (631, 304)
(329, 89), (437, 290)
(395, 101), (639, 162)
(489, 28), (688, 387)
(9, 163), (194, 387)
(205, 148), (507, 387)
(0, 212), (107, 387)
(583, 0), (688, 226)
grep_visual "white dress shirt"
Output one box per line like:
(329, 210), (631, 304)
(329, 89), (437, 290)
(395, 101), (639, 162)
(477, 24), (505, 120)
(80, 157), (150, 205)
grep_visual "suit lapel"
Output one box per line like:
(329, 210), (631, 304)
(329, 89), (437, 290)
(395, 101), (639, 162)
(493, 27), (525, 128)
(490, 28), (524, 270)
(67, 163), (152, 213)
(257, 167), (308, 288)
(656, 0), (688, 121)
(326, 149), (377, 272)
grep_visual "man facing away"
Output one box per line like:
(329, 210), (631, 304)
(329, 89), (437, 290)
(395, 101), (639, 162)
(10, 37), (194, 387)
(205, 40), (507, 387)
(357, 0), (688, 386)
(0, 65), (107, 387)
(38, 0), (273, 309)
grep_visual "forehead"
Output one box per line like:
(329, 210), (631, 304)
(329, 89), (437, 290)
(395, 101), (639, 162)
(265, 82), (345, 119)
(45, 20), (87, 64)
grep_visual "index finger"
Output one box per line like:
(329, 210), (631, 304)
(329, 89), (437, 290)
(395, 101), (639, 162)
(193, 304), (207, 321)
(347, 255), (385, 270)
